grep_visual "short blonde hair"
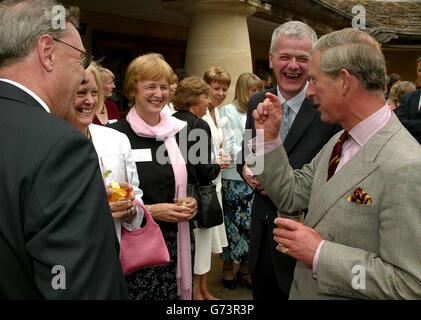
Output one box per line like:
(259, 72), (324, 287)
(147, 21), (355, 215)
(170, 72), (178, 86)
(98, 66), (115, 82)
(86, 62), (104, 113)
(203, 66), (231, 86)
(387, 82), (399, 106)
(234, 73), (263, 113)
(396, 81), (416, 105)
(124, 53), (174, 106)
(172, 76), (210, 112)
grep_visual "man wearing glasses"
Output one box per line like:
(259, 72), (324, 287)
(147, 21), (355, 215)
(52, 37), (94, 70)
(0, 0), (128, 299)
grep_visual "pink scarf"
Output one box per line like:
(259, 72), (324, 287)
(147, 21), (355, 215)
(126, 107), (192, 300)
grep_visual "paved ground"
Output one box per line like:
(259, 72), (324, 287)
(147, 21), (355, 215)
(206, 253), (253, 300)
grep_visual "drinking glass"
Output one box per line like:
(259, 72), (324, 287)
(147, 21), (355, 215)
(175, 184), (196, 207)
(221, 135), (235, 167)
(276, 210), (305, 223)
(100, 154), (130, 204)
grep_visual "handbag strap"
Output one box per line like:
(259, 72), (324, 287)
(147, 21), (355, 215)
(140, 203), (154, 225)
(122, 202), (154, 235)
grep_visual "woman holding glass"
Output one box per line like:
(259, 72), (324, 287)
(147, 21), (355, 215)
(219, 72), (263, 288)
(69, 62), (144, 241)
(172, 76), (221, 300)
(109, 53), (197, 300)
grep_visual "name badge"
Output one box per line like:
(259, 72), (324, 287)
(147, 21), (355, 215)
(108, 119), (118, 124)
(132, 149), (153, 162)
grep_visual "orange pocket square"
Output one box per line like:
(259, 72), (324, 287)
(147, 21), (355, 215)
(347, 187), (372, 204)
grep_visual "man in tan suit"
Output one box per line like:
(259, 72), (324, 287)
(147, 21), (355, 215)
(248, 28), (421, 299)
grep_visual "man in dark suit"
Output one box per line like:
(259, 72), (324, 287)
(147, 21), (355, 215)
(395, 89), (421, 144)
(0, 0), (128, 299)
(238, 21), (339, 300)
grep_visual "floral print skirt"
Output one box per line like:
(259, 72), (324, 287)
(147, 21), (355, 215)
(221, 179), (253, 264)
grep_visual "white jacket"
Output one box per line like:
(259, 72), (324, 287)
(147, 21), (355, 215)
(90, 124), (144, 242)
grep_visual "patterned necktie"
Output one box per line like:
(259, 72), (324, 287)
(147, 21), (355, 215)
(327, 131), (349, 181)
(280, 102), (291, 142)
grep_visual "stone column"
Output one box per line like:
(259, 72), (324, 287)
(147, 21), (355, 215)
(166, 0), (257, 102)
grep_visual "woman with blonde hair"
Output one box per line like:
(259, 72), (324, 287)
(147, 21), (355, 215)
(69, 62), (144, 242)
(109, 53), (197, 300)
(162, 71), (179, 115)
(388, 81), (416, 111)
(219, 72), (263, 289)
(387, 82), (400, 110)
(201, 66), (231, 296)
(393, 81), (416, 111)
(93, 66), (121, 125)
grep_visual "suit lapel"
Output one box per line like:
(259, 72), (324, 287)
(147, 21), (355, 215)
(305, 115), (402, 228)
(267, 87), (278, 97)
(284, 98), (317, 153)
(407, 90), (421, 118)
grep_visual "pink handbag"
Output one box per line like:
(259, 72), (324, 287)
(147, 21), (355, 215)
(120, 204), (170, 275)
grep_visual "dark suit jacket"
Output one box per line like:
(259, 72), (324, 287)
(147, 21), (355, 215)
(238, 87), (339, 294)
(395, 89), (421, 144)
(0, 81), (128, 299)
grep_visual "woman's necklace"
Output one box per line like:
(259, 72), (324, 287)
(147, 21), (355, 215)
(96, 106), (109, 125)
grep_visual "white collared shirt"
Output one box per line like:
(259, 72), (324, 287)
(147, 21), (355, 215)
(276, 82), (309, 125)
(338, 104), (392, 172)
(0, 79), (50, 113)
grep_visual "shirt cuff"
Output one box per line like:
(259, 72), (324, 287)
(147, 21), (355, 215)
(248, 136), (282, 157)
(312, 240), (325, 278)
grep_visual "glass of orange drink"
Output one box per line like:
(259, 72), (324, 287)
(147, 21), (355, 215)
(100, 154), (130, 204)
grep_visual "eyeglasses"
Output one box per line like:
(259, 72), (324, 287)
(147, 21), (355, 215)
(52, 38), (94, 69)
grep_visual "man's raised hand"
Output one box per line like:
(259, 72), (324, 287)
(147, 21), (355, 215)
(252, 92), (283, 142)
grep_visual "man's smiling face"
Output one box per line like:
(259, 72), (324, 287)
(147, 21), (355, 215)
(269, 34), (312, 100)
